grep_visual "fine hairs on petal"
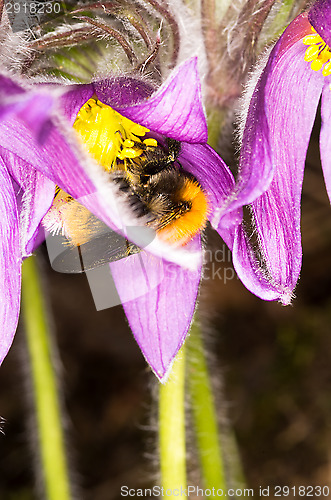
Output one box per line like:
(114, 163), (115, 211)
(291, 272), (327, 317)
(235, 44), (273, 148)
(280, 290), (295, 306)
(20, 174), (43, 257)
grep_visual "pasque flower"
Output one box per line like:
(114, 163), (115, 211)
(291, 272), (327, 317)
(224, 0), (331, 305)
(0, 58), (241, 381)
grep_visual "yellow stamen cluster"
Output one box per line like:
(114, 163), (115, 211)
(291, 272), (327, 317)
(303, 27), (331, 76)
(73, 98), (157, 171)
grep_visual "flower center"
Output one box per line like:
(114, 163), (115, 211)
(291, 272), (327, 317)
(303, 26), (331, 76)
(45, 97), (208, 250)
(73, 98), (157, 171)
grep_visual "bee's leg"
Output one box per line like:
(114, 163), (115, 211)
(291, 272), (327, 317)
(166, 138), (181, 161)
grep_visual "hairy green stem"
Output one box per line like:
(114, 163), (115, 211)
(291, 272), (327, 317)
(261, 0), (299, 44)
(22, 256), (71, 500)
(159, 348), (187, 491)
(187, 319), (226, 494)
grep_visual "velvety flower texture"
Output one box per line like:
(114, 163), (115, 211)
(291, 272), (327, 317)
(225, 0), (331, 305)
(0, 58), (241, 381)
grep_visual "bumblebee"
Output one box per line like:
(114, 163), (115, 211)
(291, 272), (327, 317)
(42, 98), (208, 272)
(112, 137), (209, 246)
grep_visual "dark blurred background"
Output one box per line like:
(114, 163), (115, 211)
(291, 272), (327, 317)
(1, 118), (331, 500)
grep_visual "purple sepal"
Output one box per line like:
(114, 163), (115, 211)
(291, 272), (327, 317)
(110, 238), (201, 381)
(110, 58), (208, 144)
(0, 157), (21, 365)
(2, 148), (55, 256)
(227, 18), (326, 302)
(94, 77), (154, 107)
(232, 225), (291, 303)
(319, 83), (331, 207)
(60, 84), (94, 125)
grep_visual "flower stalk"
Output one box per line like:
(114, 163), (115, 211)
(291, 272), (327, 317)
(187, 318), (226, 494)
(159, 348), (187, 491)
(21, 256), (72, 500)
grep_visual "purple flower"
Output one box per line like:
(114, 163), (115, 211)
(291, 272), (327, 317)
(0, 58), (241, 381)
(223, 0), (331, 306)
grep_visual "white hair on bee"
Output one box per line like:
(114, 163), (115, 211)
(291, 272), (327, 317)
(42, 193), (107, 247)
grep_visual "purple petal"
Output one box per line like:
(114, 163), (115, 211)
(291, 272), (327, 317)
(229, 18), (324, 302)
(0, 157), (21, 365)
(61, 77), (153, 124)
(319, 84), (331, 202)
(60, 83), (94, 125)
(228, 15), (316, 213)
(308, 0), (331, 46)
(63, 60), (206, 143)
(1, 148), (55, 256)
(0, 74), (56, 139)
(110, 239), (201, 381)
(109, 58), (208, 144)
(276, 13), (312, 55)
(0, 74), (25, 98)
(232, 225), (288, 302)
(16, 93), (54, 143)
(94, 77), (154, 107)
(179, 143), (243, 230)
(0, 86), (54, 142)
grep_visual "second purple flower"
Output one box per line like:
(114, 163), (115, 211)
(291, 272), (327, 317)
(225, 0), (331, 305)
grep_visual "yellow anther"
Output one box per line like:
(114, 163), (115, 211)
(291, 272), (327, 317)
(311, 59), (324, 71)
(303, 25), (331, 85)
(303, 34), (321, 45)
(123, 139), (135, 148)
(121, 148), (143, 159)
(323, 61), (331, 76)
(131, 123), (149, 136)
(144, 138), (158, 147)
(304, 45), (320, 62)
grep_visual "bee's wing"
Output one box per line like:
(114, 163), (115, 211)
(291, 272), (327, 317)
(47, 230), (141, 273)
